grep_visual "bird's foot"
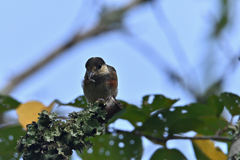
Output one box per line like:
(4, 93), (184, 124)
(106, 96), (113, 101)
(96, 98), (105, 104)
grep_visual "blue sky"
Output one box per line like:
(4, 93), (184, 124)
(0, 0), (240, 159)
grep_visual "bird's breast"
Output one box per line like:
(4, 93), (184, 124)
(83, 80), (111, 103)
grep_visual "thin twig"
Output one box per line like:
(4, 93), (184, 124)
(121, 28), (174, 76)
(0, 122), (20, 129)
(107, 128), (232, 142)
(144, 134), (232, 142)
(149, 1), (202, 97)
(121, 28), (197, 96)
(150, 1), (196, 75)
(215, 125), (229, 136)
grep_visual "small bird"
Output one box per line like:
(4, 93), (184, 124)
(82, 57), (118, 103)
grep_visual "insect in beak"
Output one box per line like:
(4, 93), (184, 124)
(87, 71), (95, 82)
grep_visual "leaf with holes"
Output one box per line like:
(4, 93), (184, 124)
(137, 105), (200, 137)
(118, 95), (178, 127)
(150, 148), (187, 160)
(207, 94), (224, 117)
(117, 102), (146, 127)
(140, 95), (179, 118)
(220, 92), (240, 116)
(0, 95), (21, 113)
(79, 132), (143, 159)
(66, 96), (88, 108)
(196, 117), (228, 135)
(138, 102), (227, 137)
(142, 95), (179, 111)
(0, 125), (25, 160)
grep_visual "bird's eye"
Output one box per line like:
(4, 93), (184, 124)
(97, 64), (102, 69)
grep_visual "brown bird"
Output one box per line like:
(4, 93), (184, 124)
(82, 57), (118, 103)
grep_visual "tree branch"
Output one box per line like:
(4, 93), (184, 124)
(143, 134), (232, 142)
(121, 28), (197, 96)
(0, 24), (112, 95)
(0, 0), (145, 95)
(150, 1), (202, 97)
(107, 128), (232, 142)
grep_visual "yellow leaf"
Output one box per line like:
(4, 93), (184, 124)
(192, 134), (227, 160)
(16, 101), (53, 129)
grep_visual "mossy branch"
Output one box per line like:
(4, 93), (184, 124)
(16, 97), (122, 160)
(228, 120), (240, 160)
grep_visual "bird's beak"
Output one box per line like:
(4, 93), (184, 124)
(87, 71), (95, 82)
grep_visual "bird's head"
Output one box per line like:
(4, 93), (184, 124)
(85, 57), (109, 82)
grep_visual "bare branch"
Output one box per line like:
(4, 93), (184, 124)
(121, 28), (197, 96)
(150, 1), (197, 75)
(0, 0), (145, 95)
(149, 1), (202, 97)
(144, 134), (232, 142)
(108, 128), (232, 142)
(121, 28), (174, 76)
(215, 125), (229, 136)
(0, 24), (112, 95)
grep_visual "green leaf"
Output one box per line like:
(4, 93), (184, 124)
(119, 95), (178, 127)
(79, 132), (143, 160)
(220, 92), (240, 116)
(207, 95), (224, 117)
(141, 95), (179, 116)
(0, 95), (21, 113)
(118, 102), (146, 127)
(138, 102), (227, 137)
(150, 148), (187, 160)
(143, 95), (179, 110)
(66, 96), (88, 108)
(196, 117), (228, 135)
(169, 118), (205, 134)
(0, 125), (25, 159)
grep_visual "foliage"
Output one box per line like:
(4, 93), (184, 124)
(0, 95), (20, 113)
(16, 102), (107, 160)
(0, 125), (25, 159)
(0, 92), (240, 159)
(79, 132), (143, 160)
(150, 148), (187, 160)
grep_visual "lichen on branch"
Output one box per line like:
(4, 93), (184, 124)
(16, 101), (114, 160)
